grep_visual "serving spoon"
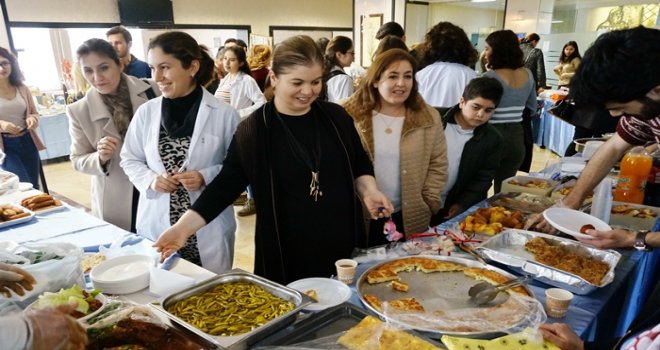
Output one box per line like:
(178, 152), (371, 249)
(468, 275), (531, 306)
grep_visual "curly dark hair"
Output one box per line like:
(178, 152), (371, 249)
(0, 47), (25, 86)
(570, 26), (660, 108)
(485, 30), (523, 69)
(421, 22), (478, 67)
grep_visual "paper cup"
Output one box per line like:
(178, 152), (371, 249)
(335, 259), (358, 284)
(545, 288), (573, 318)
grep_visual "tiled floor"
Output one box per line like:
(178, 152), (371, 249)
(42, 145), (558, 273)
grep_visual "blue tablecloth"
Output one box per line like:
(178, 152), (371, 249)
(533, 100), (575, 155)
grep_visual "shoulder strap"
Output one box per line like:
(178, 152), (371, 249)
(141, 79), (157, 100)
(326, 69), (347, 80)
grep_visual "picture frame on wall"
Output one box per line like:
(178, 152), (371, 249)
(360, 13), (383, 67)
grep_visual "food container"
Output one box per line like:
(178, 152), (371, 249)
(153, 269), (313, 350)
(356, 256), (542, 339)
(574, 138), (607, 153)
(25, 291), (107, 324)
(475, 229), (621, 295)
(487, 192), (557, 215)
(256, 303), (445, 348)
(90, 255), (154, 294)
(500, 176), (558, 197)
(609, 201), (660, 231)
(550, 180), (593, 204)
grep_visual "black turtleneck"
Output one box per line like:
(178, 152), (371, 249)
(160, 85), (203, 138)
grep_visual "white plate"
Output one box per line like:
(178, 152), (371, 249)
(90, 255), (154, 294)
(17, 182), (33, 191)
(287, 277), (352, 311)
(0, 204), (35, 228)
(543, 207), (611, 239)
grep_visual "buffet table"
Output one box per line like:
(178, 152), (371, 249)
(533, 99), (575, 155)
(0, 186), (655, 347)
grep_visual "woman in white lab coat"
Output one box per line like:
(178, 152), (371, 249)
(121, 31), (239, 274)
(214, 45), (266, 119)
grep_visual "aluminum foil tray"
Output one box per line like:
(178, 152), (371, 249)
(152, 269), (313, 350)
(357, 256), (541, 339)
(475, 229), (621, 295)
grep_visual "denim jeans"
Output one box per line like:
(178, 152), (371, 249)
(1, 132), (40, 189)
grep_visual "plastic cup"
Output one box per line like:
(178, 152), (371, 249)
(545, 288), (573, 318)
(335, 259), (358, 284)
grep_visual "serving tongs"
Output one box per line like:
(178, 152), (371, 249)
(468, 275), (531, 306)
(458, 243), (486, 265)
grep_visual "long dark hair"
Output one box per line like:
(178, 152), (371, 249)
(224, 45), (251, 76)
(324, 36), (353, 73)
(559, 41), (581, 64)
(485, 30), (524, 69)
(148, 31), (214, 87)
(0, 47), (25, 86)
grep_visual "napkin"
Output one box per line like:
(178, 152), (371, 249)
(149, 267), (195, 297)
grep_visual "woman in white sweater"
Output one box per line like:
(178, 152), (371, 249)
(214, 45), (266, 118)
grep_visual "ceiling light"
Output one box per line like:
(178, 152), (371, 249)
(471, 0), (496, 2)
(551, 20), (564, 23)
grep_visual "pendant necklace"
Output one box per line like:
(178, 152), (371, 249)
(273, 105), (323, 201)
(378, 114), (398, 134)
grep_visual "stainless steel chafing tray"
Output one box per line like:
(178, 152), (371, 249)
(357, 256), (542, 339)
(151, 269), (313, 350)
(475, 229), (621, 295)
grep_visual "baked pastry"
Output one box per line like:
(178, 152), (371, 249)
(304, 289), (319, 302)
(366, 257), (465, 284)
(338, 316), (441, 350)
(20, 194), (62, 211)
(391, 280), (409, 292)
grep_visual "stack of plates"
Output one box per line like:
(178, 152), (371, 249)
(90, 255), (154, 294)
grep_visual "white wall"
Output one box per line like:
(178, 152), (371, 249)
(172, 0), (352, 36)
(6, 0), (119, 22)
(0, 5), (9, 48)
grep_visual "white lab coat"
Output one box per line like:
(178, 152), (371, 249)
(120, 89), (239, 274)
(326, 66), (354, 103)
(214, 71), (266, 119)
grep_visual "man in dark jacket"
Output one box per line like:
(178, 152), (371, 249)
(431, 77), (503, 226)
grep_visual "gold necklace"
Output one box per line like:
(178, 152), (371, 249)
(378, 114), (398, 134)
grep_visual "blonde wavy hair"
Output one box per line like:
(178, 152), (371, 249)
(247, 44), (272, 71)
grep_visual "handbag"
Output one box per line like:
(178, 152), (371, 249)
(547, 98), (576, 124)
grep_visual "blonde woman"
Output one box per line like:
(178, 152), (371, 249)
(247, 44), (271, 92)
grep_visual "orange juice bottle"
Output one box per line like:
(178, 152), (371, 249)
(614, 146), (653, 203)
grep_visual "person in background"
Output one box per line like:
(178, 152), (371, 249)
(372, 35), (408, 61)
(121, 31), (239, 274)
(214, 45), (266, 119)
(106, 25), (150, 79)
(224, 38), (248, 52)
(0, 263), (87, 350)
(430, 77), (503, 225)
(153, 35), (393, 284)
(323, 36), (355, 103)
(343, 48), (447, 245)
(482, 30), (537, 193)
(376, 21), (406, 41)
(247, 44), (272, 92)
(0, 47), (44, 189)
(214, 45), (266, 217)
(554, 41), (582, 89)
(315, 37), (330, 55)
(68, 39), (159, 232)
(519, 32), (546, 92)
(534, 27), (660, 234)
(416, 22), (478, 109)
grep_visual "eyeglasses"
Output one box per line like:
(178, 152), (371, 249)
(0, 62), (10, 68)
(347, 51), (355, 55)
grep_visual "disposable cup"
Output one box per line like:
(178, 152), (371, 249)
(335, 259), (358, 284)
(545, 288), (573, 318)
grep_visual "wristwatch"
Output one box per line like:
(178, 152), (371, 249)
(634, 230), (652, 251)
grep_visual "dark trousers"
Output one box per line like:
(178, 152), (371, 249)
(491, 123), (525, 194)
(367, 211), (404, 247)
(1, 133), (40, 189)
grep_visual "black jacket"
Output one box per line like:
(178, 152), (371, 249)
(431, 105), (502, 225)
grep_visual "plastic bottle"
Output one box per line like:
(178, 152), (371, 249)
(614, 146), (652, 204)
(644, 149), (660, 206)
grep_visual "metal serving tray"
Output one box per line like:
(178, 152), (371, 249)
(153, 269), (313, 350)
(475, 229), (621, 295)
(357, 256), (539, 339)
(256, 302), (446, 348)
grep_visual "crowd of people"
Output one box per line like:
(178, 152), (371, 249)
(1, 18), (659, 349)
